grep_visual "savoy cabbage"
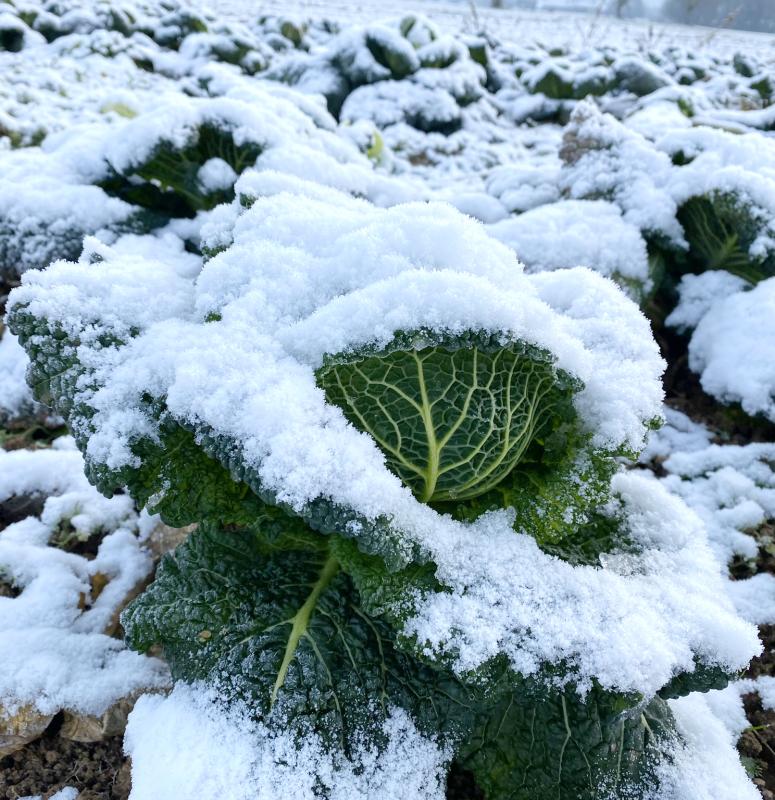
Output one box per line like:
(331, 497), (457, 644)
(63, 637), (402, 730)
(7, 176), (760, 798)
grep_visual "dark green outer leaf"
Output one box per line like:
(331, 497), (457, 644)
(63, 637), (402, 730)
(122, 518), (681, 799)
(677, 193), (775, 285)
(100, 122), (264, 216)
(459, 682), (675, 800)
(122, 519), (479, 754)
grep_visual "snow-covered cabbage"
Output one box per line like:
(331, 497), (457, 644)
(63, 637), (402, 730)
(8, 177), (761, 798)
(0, 82), (358, 279)
(559, 101), (681, 247)
(556, 102), (775, 425)
(3, 6), (775, 797)
(266, 16), (485, 124)
(0, 141), (144, 280)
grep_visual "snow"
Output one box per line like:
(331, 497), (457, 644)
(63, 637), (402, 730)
(745, 676), (775, 711)
(488, 199), (651, 298)
(485, 162), (560, 214)
(639, 409), (775, 623)
(685, 278), (775, 422)
(101, 92), (330, 176)
(641, 412), (775, 554)
(663, 691), (761, 800)
(0, 441), (169, 716)
(124, 683), (450, 800)
(657, 126), (775, 185)
(0, 333), (37, 421)
(198, 158), (238, 192)
(666, 271), (752, 332)
(727, 574), (775, 626)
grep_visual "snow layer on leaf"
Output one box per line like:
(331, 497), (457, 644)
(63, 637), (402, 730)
(623, 100), (692, 141)
(657, 126), (775, 184)
(15, 177), (666, 477)
(487, 199), (650, 297)
(405, 471), (759, 694)
(101, 92), (318, 175)
(198, 158), (238, 192)
(124, 683), (449, 800)
(194, 180), (664, 455)
(687, 278), (775, 421)
(250, 145), (422, 208)
(666, 271), (751, 332)
(0, 443), (169, 715)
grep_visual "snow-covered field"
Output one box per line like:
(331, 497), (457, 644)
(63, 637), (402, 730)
(1, 1), (775, 798)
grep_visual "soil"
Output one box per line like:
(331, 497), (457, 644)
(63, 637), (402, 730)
(0, 715), (130, 800)
(0, 421), (68, 453)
